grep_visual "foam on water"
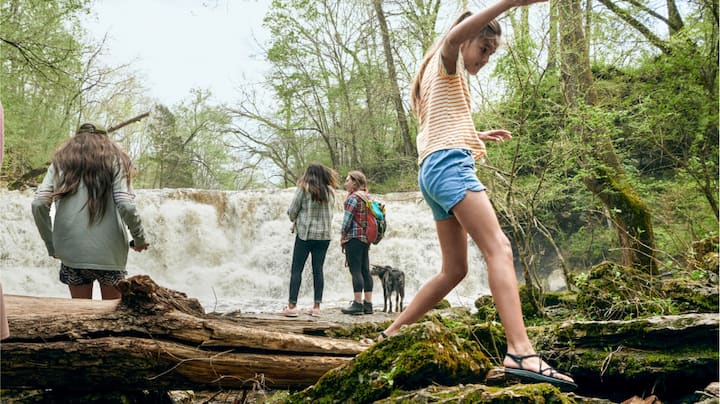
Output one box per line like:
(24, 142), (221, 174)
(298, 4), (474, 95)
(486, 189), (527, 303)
(0, 188), (490, 312)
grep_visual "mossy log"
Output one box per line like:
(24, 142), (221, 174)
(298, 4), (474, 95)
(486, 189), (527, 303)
(0, 275), (365, 391)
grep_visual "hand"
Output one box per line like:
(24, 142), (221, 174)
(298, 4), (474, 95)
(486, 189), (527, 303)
(477, 129), (512, 143)
(132, 243), (149, 252)
(505, 0), (548, 6)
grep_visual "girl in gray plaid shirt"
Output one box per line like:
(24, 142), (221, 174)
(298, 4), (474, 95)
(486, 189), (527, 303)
(282, 163), (339, 317)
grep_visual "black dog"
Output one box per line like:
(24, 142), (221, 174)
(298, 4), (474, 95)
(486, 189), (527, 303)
(371, 264), (405, 313)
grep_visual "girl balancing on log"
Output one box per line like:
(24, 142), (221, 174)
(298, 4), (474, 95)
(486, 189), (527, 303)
(377, 0), (576, 391)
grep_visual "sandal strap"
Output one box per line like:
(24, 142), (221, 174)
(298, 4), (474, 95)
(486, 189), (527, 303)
(505, 352), (541, 370)
(538, 361), (557, 378)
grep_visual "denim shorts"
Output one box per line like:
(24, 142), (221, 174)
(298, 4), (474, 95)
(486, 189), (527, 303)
(59, 263), (127, 287)
(418, 149), (486, 220)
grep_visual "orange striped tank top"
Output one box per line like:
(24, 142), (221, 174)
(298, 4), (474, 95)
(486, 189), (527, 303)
(416, 48), (486, 165)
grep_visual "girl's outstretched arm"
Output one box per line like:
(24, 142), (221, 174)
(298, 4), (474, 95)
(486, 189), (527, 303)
(442, 0), (548, 73)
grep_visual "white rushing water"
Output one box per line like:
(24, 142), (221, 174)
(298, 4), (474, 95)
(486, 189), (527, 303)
(0, 188), (493, 313)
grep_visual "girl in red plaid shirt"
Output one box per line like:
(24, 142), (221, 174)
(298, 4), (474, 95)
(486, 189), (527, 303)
(340, 171), (375, 315)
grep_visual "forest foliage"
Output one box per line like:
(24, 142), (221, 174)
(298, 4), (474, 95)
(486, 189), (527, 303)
(1, 0), (717, 284)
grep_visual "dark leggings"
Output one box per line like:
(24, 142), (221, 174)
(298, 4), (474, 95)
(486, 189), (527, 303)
(288, 236), (330, 304)
(345, 238), (372, 293)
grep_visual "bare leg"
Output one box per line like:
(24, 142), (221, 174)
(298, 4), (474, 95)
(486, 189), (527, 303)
(69, 284), (93, 299)
(100, 285), (122, 300)
(452, 191), (574, 383)
(380, 190), (573, 383)
(382, 216), (468, 334)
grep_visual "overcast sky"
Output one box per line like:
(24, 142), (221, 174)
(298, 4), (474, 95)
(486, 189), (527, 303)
(83, 0), (272, 106)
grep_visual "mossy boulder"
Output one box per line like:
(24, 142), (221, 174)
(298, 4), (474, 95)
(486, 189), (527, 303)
(548, 313), (719, 401)
(420, 307), (475, 339)
(288, 320), (492, 404)
(374, 383), (576, 403)
(575, 262), (672, 320)
(660, 277), (718, 313)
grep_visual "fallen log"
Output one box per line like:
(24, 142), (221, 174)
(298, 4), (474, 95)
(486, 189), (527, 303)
(0, 275), (366, 391)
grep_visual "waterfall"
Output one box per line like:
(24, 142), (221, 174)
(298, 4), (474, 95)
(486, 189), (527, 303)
(0, 188), (491, 313)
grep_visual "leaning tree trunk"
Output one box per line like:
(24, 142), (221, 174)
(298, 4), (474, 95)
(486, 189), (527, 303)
(0, 275), (365, 392)
(557, 0), (657, 274)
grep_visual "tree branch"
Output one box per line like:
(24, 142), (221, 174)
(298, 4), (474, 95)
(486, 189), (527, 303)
(596, 0), (672, 54)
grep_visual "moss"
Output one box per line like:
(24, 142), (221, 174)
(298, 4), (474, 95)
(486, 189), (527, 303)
(543, 292), (568, 307)
(474, 295), (498, 322)
(660, 278), (718, 313)
(374, 383), (574, 403)
(288, 320), (492, 403)
(324, 320), (392, 340)
(469, 322), (508, 362)
(518, 285), (545, 319)
(571, 345), (718, 386)
(421, 307), (475, 338)
(575, 262), (672, 320)
(587, 164), (656, 274)
(433, 299), (452, 310)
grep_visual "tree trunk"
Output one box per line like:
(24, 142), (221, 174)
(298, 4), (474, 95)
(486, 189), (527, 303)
(548, 0), (558, 69)
(558, 0), (657, 274)
(0, 276), (365, 392)
(373, 0), (414, 158)
(666, 0), (684, 35)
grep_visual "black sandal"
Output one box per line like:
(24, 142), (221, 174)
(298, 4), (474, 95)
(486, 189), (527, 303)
(504, 352), (578, 391)
(376, 331), (389, 342)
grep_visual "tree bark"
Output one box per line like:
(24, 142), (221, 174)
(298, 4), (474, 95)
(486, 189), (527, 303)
(558, 0), (657, 274)
(548, 0), (559, 70)
(373, 0), (414, 158)
(0, 276), (365, 391)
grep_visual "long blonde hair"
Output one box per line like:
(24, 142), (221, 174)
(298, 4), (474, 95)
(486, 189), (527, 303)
(410, 12), (502, 116)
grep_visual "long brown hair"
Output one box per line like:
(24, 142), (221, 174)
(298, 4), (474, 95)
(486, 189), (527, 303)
(410, 11), (501, 116)
(297, 162), (339, 203)
(52, 123), (133, 224)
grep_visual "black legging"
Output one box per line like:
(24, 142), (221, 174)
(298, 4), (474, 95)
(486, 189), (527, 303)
(345, 238), (372, 293)
(288, 236), (330, 304)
